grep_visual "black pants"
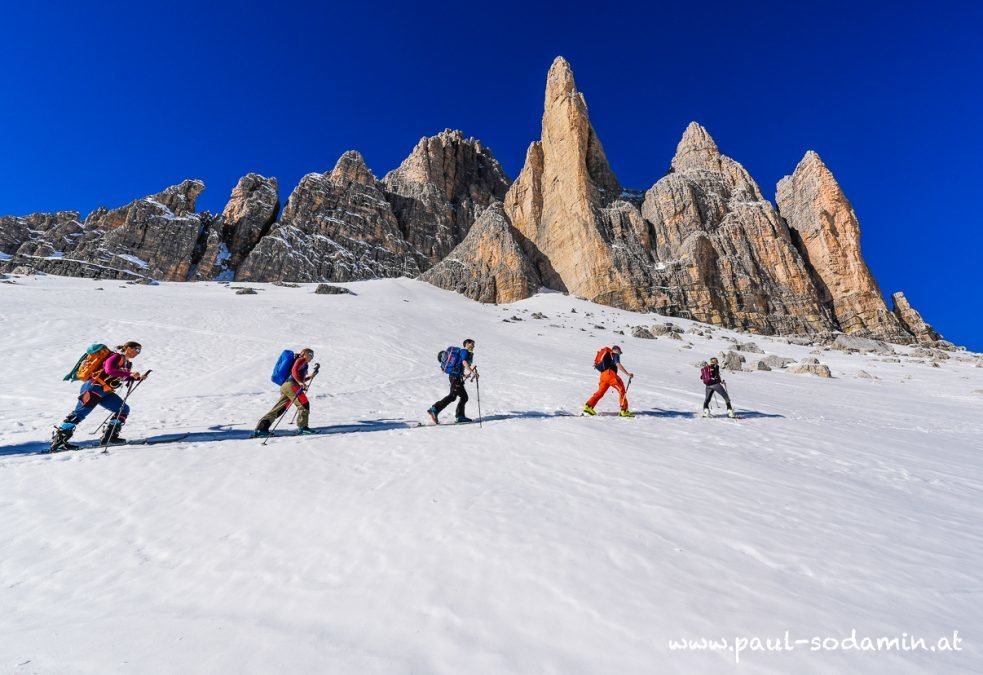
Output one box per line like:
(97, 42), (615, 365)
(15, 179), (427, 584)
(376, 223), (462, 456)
(433, 375), (468, 417)
(703, 383), (732, 409)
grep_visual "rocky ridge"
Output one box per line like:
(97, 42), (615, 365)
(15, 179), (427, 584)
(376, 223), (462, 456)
(383, 130), (511, 267)
(0, 57), (948, 345)
(641, 122), (833, 335)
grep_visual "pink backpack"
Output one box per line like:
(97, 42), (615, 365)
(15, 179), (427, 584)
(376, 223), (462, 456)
(700, 365), (714, 385)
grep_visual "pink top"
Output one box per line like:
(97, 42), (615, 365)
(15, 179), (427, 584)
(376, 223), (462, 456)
(103, 353), (133, 381)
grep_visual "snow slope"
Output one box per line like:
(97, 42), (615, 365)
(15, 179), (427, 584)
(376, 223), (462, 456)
(1, 276), (981, 674)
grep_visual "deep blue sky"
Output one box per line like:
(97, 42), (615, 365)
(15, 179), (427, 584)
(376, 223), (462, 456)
(2, 1), (980, 348)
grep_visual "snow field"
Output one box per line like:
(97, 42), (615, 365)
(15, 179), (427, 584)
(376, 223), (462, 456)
(1, 276), (981, 674)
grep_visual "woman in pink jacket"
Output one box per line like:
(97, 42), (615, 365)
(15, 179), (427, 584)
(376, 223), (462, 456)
(50, 341), (145, 451)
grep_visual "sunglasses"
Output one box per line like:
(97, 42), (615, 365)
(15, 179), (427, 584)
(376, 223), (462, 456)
(132, 347), (142, 353)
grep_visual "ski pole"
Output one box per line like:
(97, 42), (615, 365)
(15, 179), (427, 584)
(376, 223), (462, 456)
(474, 367), (482, 428)
(92, 370), (153, 435)
(264, 363), (319, 445)
(100, 370), (152, 453)
(93, 370), (152, 434)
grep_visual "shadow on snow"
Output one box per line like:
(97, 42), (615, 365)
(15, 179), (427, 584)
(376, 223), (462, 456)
(0, 420), (422, 457)
(0, 410), (784, 457)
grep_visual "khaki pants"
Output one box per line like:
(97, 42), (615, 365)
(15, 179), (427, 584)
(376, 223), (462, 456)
(260, 381), (310, 429)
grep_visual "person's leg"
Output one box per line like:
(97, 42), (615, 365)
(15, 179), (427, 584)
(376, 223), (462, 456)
(715, 383), (732, 408)
(53, 383), (102, 448)
(433, 377), (460, 414)
(586, 373), (613, 408)
(63, 385), (101, 430)
(294, 390), (310, 428)
(612, 374), (628, 410)
(98, 391), (129, 441)
(454, 379), (469, 418)
(258, 389), (292, 430)
(703, 386), (714, 409)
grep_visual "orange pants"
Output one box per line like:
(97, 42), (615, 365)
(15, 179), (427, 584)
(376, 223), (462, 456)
(587, 370), (628, 410)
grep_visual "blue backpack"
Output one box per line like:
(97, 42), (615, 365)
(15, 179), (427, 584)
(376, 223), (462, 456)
(271, 349), (295, 385)
(439, 346), (466, 375)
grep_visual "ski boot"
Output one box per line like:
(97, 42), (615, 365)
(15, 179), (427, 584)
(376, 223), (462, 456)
(619, 409), (635, 418)
(427, 406), (439, 425)
(727, 408), (736, 419)
(455, 415), (473, 424)
(702, 408), (711, 418)
(297, 427), (316, 436)
(100, 423), (126, 446)
(582, 405), (597, 416)
(253, 420), (272, 438)
(49, 426), (80, 453)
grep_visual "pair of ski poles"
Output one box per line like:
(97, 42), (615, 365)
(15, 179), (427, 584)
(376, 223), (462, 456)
(93, 370), (153, 453)
(263, 363), (321, 445)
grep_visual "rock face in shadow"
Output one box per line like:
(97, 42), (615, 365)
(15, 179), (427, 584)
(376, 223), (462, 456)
(1, 181), (216, 280)
(641, 123), (834, 336)
(195, 173), (280, 280)
(1, 211), (83, 259)
(777, 151), (911, 342)
(383, 129), (511, 268)
(236, 152), (420, 283)
(420, 202), (541, 303)
(892, 292), (945, 346)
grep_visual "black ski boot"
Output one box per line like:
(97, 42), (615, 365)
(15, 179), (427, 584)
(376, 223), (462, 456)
(253, 419), (272, 438)
(49, 426), (80, 453)
(101, 423), (127, 446)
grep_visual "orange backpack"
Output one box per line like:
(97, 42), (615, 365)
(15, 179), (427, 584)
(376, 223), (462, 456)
(594, 347), (613, 372)
(65, 344), (113, 382)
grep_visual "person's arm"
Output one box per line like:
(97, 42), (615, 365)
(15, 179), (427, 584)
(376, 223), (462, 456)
(618, 362), (634, 378)
(463, 359), (477, 379)
(104, 353), (139, 380)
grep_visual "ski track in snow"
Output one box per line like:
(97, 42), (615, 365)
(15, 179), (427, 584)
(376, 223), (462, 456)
(1, 275), (981, 674)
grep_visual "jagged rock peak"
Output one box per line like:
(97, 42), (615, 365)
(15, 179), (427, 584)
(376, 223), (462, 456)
(784, 150), (835, 186)
(503, 56), (645, 307)
(152, 179), (205, 215)
(546, 56), (577, 102)
(777, 152), (910, 342)
(385, 129), (509, 194)
(800, 149), (823, 166)
(672, 122), (722, 172)
(223, 174), (279, 218)
(420, 202), (541, 304)
(540, 56), (621, 197)
(215, 173), (281, 274)
(642, 121), (835, 334)
(331, 150), (377, 186)
(236, 155), (417, 284)
(382, 129), (511, 267)
(892, 292), (943, 346)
